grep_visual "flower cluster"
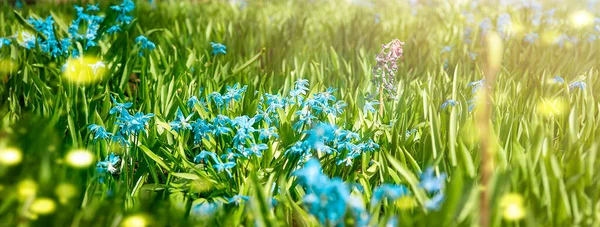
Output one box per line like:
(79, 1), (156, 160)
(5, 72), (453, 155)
(110, 0), (136, 29)
(106, 0), (135, 35)
(68, 4), (105, 50)
(28, 16), (71, 57)
(373, 39), (404, 98)
(210, 42), (227, 55)
(135, 35), (156, 56)
(87, 95), (154, 147)
(164, 79), (375, 180)
(285, 122), (379, 166)
(293, 159), (441, 225)
(419, 167), (446, 210)
(293, 159), (352, 225)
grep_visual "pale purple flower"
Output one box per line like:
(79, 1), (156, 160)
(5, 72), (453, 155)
(373, 39), (404, 97)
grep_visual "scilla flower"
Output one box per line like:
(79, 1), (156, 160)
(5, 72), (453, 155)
(135, 35), (156, 56)
(210, 42), (227, 55)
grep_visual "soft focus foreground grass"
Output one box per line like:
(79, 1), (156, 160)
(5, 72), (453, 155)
(1, 0), (600, 226)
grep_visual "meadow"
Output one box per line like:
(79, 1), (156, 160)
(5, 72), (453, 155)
(1, 0), (600, 226)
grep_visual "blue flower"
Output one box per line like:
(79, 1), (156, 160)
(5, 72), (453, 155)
(363, 100), (379, 114)
(191, 201), (221, 217)
(212, 115), (233, 136)
(135, 35), (156, 56)
(479, 18), (492, 34)
(338, 130), (360, 142)
(88, 124), (113, 140)
(224, 84), (247, 106)
(425, 193), (445, 210)
(187, 96), (200, 109)
(569, 81), (586, 91)
(285, 141), (310, 157)
(227, 195), (250, 205)
(262, 93), (286, 114)
(467, 79), (485, 94)
(524, 32), (539, 44)
(386, 216), (398, 227)
(213, 160), (236, 177)
(0, 38), (11, 49)
(587, 34), (597, 43)
(336, 152), (360, 166)
(221, 148), (241, 161)
(110, 0), (135, 24)
(115, 111), (155, 135)
(347, 194), (368, 224)
(419, 167), (446, 193)
(194, 150), (218, 163)
(86, 3), (100, 11)
(111, 133), (130, 147)
(469, 52), (478, 60)
(441, 99), (458, 109)
(290, 78), (309, 104)
(244, 143), (268, 157)
(552, 75), (564, 84)
(302, 178), (350, 225)
(293, 109), (316, 132)
(169, 108), (194, 133)
(107, 25), (122, 34)
(109, 95), (133, 115)
(258, 127), (279, 141)
(440, 45), (452, 54)
(294, 78), (309, 92)
(371, 184), (410, 205)
(209, 92), (225, 109)
(329, 101), (347, 117)
(210, 42), (227, 55)
(468, 99), (476, 112)
(293, 159), (328, 187)
(191, 119), (213, 144)
(496, 13), (512, 39)
(96, 153), (120, 174)
(233, 115), (255, 131)
(358, 139), (380, 152)
(27, 16), (70, 57)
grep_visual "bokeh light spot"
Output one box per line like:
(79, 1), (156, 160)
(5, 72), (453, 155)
(0, 146), (22, 166)
(65, 149), (94, 168)
(63, 56), (107, 84)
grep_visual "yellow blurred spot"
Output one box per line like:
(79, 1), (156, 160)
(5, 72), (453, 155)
(537, 98), (567, 117)
(500, 193), (525, 221)
(506, 22), (526, 38)
(485, 32), (503, 71)
(55, 183), (78, 204)
(541, 30), (560, 45)
(63, 56), (106, 84)
(121, 214), (152, 227)
(0, 146), (22, 166)
(0, 59), (19, 74)
(395, 196), (417, 210)
(460, 120), (481, 146)
(17, 179), (37, 199)
(65, 149), (94, 168)
(30, 198), (56, 215)
(570, 11), (594, 29)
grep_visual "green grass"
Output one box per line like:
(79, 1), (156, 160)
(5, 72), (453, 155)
(1, 0), (600, 226)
